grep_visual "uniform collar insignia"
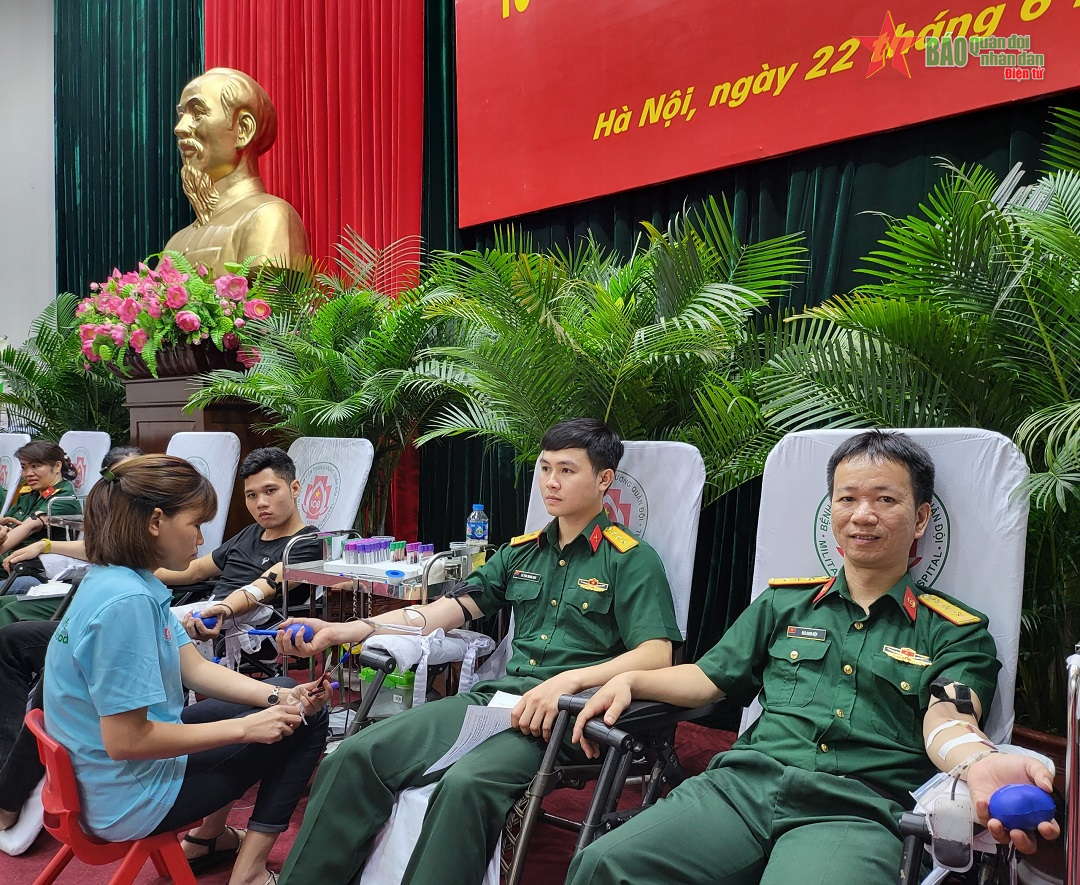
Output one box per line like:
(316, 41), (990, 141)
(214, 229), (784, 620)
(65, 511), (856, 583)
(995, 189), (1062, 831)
(902, 585), (919, 622)
(588, 524), (603, 553)
(812, 576), (837, 605)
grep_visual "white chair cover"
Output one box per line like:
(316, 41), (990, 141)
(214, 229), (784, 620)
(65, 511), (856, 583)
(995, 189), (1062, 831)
(165, 432), (241, 554)
(0, 432), (31, 515)
(361, 440), (707, 885)
(57, 430), (111, 497)
(741, 428), (1029, 746)
(287, 437), (375, 531)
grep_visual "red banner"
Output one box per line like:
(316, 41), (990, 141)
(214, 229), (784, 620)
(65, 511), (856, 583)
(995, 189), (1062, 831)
(455, 0), (1080, 227)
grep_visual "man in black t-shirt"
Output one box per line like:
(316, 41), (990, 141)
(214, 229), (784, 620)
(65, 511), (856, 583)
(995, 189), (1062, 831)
(159, 447), (322, 640)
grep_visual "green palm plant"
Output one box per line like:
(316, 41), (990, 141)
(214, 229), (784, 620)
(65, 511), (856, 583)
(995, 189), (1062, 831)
(412, 196), (807, 504)
(187, 233), (446, 533)
(0, 293), (128, 440)
(748, 110), (1080, 732)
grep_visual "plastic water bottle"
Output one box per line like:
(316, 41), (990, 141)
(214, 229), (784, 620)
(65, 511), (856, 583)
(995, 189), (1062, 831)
(466, 504), (489, 566)
(466, 504), (489, 544)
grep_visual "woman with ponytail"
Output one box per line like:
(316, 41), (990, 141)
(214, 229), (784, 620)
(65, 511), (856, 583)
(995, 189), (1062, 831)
(44, 455), (328, 885)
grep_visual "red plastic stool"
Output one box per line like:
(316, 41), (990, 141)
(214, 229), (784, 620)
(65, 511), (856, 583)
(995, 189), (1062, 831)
(24, 708), (196, 884)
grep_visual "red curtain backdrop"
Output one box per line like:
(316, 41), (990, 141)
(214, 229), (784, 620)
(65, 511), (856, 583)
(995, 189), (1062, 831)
(204, 0), (424, 539)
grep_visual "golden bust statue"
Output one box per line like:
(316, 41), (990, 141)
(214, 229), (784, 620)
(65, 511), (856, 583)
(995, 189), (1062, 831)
(164, 67), (309, 271)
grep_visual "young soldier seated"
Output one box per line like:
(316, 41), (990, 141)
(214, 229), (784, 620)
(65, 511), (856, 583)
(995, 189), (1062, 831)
(567, 430), (1059, 885)
(275, 418), (682, 885)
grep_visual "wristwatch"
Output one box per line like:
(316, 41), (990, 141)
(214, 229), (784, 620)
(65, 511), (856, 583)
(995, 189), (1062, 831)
(267, 687), (282, 706)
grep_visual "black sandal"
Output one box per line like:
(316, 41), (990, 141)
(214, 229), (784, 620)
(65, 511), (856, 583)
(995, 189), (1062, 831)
(183, 824), (244, 874)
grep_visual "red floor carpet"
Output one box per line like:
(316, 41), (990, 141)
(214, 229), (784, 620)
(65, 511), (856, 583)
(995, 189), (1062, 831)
(0, 722), (733, 884)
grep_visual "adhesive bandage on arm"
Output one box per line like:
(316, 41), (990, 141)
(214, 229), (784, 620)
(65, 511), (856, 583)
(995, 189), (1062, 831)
(239, 584), (266, 603)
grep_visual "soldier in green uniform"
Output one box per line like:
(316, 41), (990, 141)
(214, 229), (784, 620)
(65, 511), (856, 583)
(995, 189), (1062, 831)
(0, 441), (80, 623)
(568, 430), (1060, 885)
(275, 418), (682, 885)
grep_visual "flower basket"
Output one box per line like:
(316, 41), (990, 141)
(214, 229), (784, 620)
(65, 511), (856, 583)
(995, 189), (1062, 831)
(110, 341), (246, 381)
(79, 252), (269, 378)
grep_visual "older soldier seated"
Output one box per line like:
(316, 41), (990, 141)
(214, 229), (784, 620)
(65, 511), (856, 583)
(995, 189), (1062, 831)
(567, 430), (1059, 885)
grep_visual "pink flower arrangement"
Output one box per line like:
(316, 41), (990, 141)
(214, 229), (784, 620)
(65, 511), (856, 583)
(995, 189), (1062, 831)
(78, 251), (272, 377)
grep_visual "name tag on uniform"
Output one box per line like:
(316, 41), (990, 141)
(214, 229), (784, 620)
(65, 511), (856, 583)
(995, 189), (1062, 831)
(786, 626), (827, 641)
(512, 570), (541, 582)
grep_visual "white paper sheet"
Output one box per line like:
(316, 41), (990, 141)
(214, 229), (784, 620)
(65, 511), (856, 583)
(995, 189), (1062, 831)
(22, 580), (71, 599)
(423, 704), (514, 775)
(487, 690), (523, 709)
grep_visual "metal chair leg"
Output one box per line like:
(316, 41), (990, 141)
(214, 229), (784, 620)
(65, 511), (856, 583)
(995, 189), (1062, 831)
(505, 709), (572, 885)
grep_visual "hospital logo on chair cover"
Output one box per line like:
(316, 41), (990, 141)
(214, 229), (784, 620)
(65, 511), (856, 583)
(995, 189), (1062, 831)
(188, 456), (211, 479)
(0, 457), (9, 490)
(603, 469), (649, 536)
(812, 493), (951, 587)
(71, 448), (89, 491)
(300, 462), (340, 526)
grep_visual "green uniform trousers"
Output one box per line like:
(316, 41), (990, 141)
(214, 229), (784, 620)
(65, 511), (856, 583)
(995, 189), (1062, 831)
(0, 596), (60, 627)
(566, 748), (905, 885)
(279, 679), (584, 885)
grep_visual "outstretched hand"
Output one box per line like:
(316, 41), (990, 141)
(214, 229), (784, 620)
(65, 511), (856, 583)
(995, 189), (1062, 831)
(967, 752), (1060, 854)
(276, 618), (336, 657)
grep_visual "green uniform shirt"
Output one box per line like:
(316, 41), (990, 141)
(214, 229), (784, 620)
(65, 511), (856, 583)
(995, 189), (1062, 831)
(697, 568), (1000, 802)
(463, 512), (681, 683)
(4, 478), (80, 548)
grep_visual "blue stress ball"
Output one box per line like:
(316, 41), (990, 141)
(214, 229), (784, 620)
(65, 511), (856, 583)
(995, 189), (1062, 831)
(286, 623), (315, 643)
(192, 612), (218, 629)
(988, 783), (1056, 831)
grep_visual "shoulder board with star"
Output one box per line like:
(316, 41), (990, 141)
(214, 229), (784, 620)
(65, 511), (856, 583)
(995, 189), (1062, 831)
(917, 594), (981, 625)
(767, 576), (832, 588)
(602, 525), (638, 553)
(17, 485), (31, 495)
(510, 529), (543, 547)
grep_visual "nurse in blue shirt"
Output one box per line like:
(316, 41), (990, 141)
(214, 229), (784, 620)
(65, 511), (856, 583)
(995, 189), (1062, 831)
(44, 454), (328, 885)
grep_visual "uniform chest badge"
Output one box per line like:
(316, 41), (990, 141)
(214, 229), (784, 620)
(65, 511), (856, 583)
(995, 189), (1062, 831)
(578, 578), (609, 592)
(512, 569), (541, 582)
(883, 645), (931, 666)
